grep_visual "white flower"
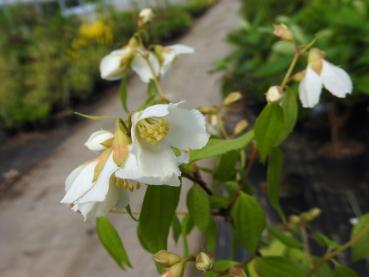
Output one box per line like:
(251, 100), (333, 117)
(298, 48), (352, 108)
(84, 130), (114, 151)
(61, 128), (138, 221)
(265, 86), (282, 103)
(100, 41), (194, 83)
(116, 103), (209, 186)
(138, 8), (154, 26)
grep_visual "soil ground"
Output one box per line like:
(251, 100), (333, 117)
(0, 1), (240, 276)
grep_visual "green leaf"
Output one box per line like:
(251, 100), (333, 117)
(137, 185), (181, 253)
(181, 214), (194, 235)
(314, 232), (341, 250)
(119, 77), (129, 113)
(125, 205), (139, 222)
(204, 260), (238, 277)
(255, 256), (307, 277)
(334, 265), (357, 277)
(172, 216), (181, 243)
(190, 130), (254, 162)
(231, 192), (266, 253)
(267, 225), (302, 248)
(351, 213), (369, 261)
(209, 195), (229, 209)
(279, 89), (298, 142)
(255, 103), (284, 161)
(266, 148), (285, 220)
(205, 219), (217, 252)
(214, 151), (240, 182)
(96, 217), (131, 269)
(187, 185), (211, 233)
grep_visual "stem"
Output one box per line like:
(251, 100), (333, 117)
(182, 171), (213, 195)
(307, 222), (369, 276)
(280, 49), (300, 90)
(182, 233), (189, 257)
(300, 224), (312, 270)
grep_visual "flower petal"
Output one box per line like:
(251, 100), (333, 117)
(131, 52), (160, 83)
(84, 130), (114, 152)
(321, 60), (353, 98)
(100, 49), (129, 80)
(61, 161), (97, 204)
(298, 66), (323, 108)
(117, 146), (180, 186)
(78, 154), (118, 203)
(160, 44), (194, 75)
(164, 104), (209, 150)
(65, 164), (85, 191)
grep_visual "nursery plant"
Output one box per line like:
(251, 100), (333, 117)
(61, 8), (369, 277)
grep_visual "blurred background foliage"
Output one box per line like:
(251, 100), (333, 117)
(0, 0), (214, 131)
(218, 0), (369, 104)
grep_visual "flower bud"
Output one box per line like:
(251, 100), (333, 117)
(233, 119), (249, 135)
(290, 215), (301, 224)
(303, 208), (321, 222)
(153, 250), (181, 268)
(229, 268), (247, 277)
(161, 261), (185, 277)
(195, 252), (213, 272)
(273, 24), (293, 41)
(138, 8), (154, 26)
(224, 91), (242, 106)
(265, 86), (282, 103)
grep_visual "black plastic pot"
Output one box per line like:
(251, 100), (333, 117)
(315, 148), (367, 190)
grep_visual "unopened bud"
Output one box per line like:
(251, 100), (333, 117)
(153, 250), (181, 268)
(138, 8), (154, 26)
(290, 215), (301, 224)
(161, 261), (185, 277)
(308, 48), (324, 73)
(229, 268), (247, 277)
(195, 252), (213, 272)
(265, 86), (282, 103)
(224, 91), (242, 106)
(273, 24), (293, 41)
(303, 208), (321, 221)
(233, 119), (248, 135)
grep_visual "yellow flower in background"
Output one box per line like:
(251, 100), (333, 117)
(72, 19), (113, 50)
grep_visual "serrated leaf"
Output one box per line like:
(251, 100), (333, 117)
(190, 130), (254, 162)
(334, 265), (357, 277)
(255, 103), (284, 161)
(231, 192), (266, 253)
(96, 217), (131, 270)
(267, 225), (302, 248)
(137, 185), (181, 253)
(351, 213), (369, 261)
(119, 77), (129, 112)
(266, 148), (285, 220)
(255, 256), (307, 277)
(187, 185), (211, 233)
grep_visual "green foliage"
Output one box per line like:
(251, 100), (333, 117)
(267, 225), (303, 249)
(96, 217), (132, 269)
(137, 185), (181, 253)
(231, 192), (266, 253)
(254, 103), (284, 161)
(255, 256), (307, 277)
(334, 264), (358, 277)
(351, 213), (369, 261)
(187, 185), (211, 233)
(189, 130), (254, 162)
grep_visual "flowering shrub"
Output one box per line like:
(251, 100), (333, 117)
(60, 8), (369, 277)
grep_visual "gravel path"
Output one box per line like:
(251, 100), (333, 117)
(0, 1), (240, 276)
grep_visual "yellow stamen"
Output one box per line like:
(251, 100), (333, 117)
(136, 117), (170, 144)
(115, 178), (141, 192)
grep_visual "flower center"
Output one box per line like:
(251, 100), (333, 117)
(115, 178), (141, 192)
(136, 117), (170, 144)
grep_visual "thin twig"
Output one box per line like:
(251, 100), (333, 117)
(182, 171), (213, 195)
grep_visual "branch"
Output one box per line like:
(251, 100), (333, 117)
(182, 171), (213, 195)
